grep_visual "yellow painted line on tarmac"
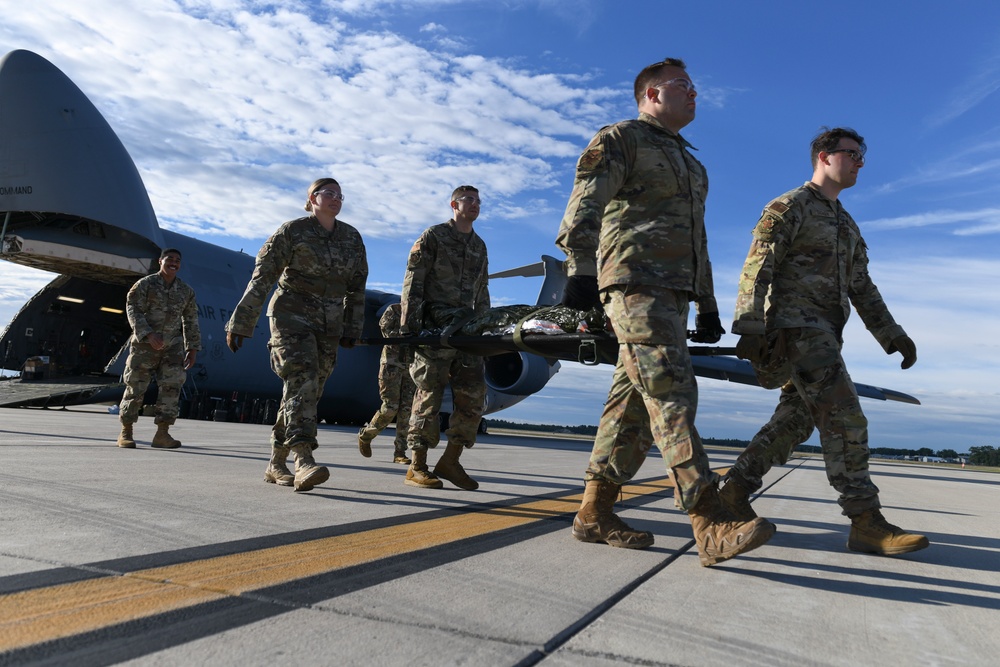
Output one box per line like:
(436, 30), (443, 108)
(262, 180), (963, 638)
(0, 477), (673, 653)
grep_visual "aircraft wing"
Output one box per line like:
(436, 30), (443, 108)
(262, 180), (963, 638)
(367, 331), (921, 405)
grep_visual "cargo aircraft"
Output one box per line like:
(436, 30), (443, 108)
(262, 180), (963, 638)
(0, 49), (918, 424)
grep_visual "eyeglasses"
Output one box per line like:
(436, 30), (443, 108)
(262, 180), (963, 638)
(652, 77), (696, 94)
(827, 148), (866, 164)
(314, 189), (345, 201)
(454, 196), (481, 205)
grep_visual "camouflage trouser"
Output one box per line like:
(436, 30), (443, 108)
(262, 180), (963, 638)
(585, 286), (713, 511)
(407, 347), (486, 452)
(733, 327), (879, 516)
(119, 340), (187, 425)
(268, 326), (339, 450)
(362, 360), (416, 454)
(729, 380), (814, 490)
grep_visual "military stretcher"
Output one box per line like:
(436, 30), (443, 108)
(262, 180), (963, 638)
(360, 304), (919, 405)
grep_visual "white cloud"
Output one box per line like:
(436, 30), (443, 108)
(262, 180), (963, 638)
(0, 265), (57, 308)
(862, 207), (1000, 235)
(1, 2), (616, 244)
(926, 49), (1000, 129)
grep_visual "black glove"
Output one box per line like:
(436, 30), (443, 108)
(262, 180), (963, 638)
(735, 334), (768, 363)
(561, 275), (601, 310)
(889, 335), (917, 369)
(226, 331), (245, 353)
(339, 336), (357, 349)
(690, 312), (726, 344)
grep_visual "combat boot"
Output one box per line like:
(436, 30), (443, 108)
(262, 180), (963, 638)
(572, 479), (654, 549)
(432, 441), (478, 490)
(847, 508), (929, 556)
(405, 449), (443, 489)
(393, 447), (412, 465)
(151, 422), (181, 449)
(264, 446), (294, 486)
(290, 444), (330, 492)
(718, 474), (759, 522)
(116, 423), (136, 448)
(357, 423), (374, 458)
(688, 483), (775, 567)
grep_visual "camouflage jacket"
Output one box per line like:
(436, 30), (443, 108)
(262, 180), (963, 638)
(226, 216), (368, 339)
(126, 273), (201, 351)
(400, 221), (490, 334)
(732, 182), (905, 349)
(555, 112), (718, 313)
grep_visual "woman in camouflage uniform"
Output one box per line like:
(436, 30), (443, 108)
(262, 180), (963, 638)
(225, 178), (368, 492)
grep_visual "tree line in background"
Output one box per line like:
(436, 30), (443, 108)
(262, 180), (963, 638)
(966, 446), (1000, 466)
(485, 420), (993, 466)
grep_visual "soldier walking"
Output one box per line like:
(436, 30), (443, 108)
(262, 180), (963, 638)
(116, 248), (200, 449)
(400, 186), (489, 490)
(556, 58), (775, 565)
(724, 127), (928, 556)
(358, 303), (414, 465)
(225, 178), (368, 492)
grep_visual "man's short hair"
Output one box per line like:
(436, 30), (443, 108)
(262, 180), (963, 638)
(633, 58), (687, 105)
(451, 185), (479, 201)
(811, 127), (866, 167)
(160, 248), (181, 259)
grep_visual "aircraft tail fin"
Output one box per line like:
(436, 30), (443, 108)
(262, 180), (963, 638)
(489, 255), (567, 306)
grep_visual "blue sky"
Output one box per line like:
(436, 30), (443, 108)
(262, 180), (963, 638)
(2, 1), (999, 452)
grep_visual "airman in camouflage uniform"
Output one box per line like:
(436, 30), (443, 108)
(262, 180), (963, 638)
(358, 303), (414, 464)
(726, 127), (928, 556)
(225, 178), (368, 492)
(117, 248), (201, 449)
(556, 58), (774, 566)
(401, 185), (489, 491)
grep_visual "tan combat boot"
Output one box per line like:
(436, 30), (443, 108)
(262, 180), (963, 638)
(393, 447), (412, 465)
(718, 474), (759, 522)
(689, 483), (775, 567)
(405, 449), (443, 489)
(572, 479), (654, 549)
(291, 444), (330, 492)
(116, 423), (136, 448)
(432, 441), (478, 490)
(847, 508), (929, 555)
(151, 422), (181, 448)
(264, 446), (294, 486)
(357, 423), (374, 458)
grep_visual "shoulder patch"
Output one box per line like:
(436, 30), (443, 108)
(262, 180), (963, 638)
(766, 201), (789, 214)
(577, 146), (605, 172)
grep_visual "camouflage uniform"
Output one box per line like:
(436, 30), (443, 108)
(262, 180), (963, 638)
(120, 273), (201, 425)
(555, 112), (719, 510)
(731, 182), (906, 515)
(728, 380), (815, 492)
(226, 216), (368, 449)
(401, 221), (489, 453)
(359, 304), (415, 457)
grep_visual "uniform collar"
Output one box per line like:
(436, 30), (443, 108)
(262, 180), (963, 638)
(638, 112), (697, 151)
(804, 181), (843, 213)
(154, 272), (178, 288)
(804, 181), (836, 204)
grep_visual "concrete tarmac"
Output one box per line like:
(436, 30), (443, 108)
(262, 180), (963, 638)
(0, 405), (997, 666)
